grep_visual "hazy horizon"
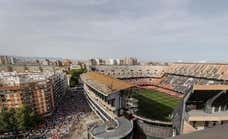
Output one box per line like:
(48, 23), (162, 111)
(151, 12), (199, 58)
(0, 0), (228, 62)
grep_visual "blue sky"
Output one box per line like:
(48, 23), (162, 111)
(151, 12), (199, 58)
(0, 0), (228, 62)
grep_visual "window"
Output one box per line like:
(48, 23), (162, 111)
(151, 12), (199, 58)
(108, 99), (115, 107)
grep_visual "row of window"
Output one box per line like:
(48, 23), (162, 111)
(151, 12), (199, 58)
(86, 85), (115, 107)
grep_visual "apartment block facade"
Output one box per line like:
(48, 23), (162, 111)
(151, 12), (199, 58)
(0, 71), (68, 116)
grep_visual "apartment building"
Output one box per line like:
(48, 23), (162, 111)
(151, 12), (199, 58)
(0, 56), (15, 65)
(0, 71), (68, 116)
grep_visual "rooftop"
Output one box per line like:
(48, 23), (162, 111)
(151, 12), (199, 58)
(0, 80), (50, 94)
(80, 72), (134, 96)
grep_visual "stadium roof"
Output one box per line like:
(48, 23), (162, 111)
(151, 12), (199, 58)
(80, 72), (134, 96)
(193, 85), (228, 91)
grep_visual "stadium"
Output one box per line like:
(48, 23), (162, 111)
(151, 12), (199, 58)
(89, 63), (228, 138)
(80, 72), (135, 139)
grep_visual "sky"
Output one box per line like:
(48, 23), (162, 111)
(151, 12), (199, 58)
(0, 0), (228, 62)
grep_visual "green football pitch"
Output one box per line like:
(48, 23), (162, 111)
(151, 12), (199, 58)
(133, 89), (180, 121)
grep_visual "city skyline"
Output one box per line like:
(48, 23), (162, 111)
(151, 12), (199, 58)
(0, 0), (228, 62)
(1, 1), (228, 139)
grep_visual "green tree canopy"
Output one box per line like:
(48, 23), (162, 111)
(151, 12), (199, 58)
(16, 105), (41, 130)
(69, 67), (87, 87)
(0, 105), (41, 133)
(0, 108), (18, 133)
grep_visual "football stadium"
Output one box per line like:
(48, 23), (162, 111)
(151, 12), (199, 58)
(133, 89), (180, 122)
(89, 63), (228, 138)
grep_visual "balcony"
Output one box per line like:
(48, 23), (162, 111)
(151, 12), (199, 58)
(84, 88), (116, 118)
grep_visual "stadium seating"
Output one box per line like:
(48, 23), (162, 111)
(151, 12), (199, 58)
(158, 75), (223, 94)
(168, 64), (228, 80)
(92, 65), (167, 78)
(91, 64), (228, 95)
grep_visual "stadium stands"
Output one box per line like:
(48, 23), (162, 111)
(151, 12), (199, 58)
(159, 74), (223, 94)
(91, 63), (228, 96)
(168, 63), (228, 80)
(91, 65), (167, 78)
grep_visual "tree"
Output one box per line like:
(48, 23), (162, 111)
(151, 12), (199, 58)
(0, 108), (18, 133)
(8, 108), (18, 134)
(69, 67), (87, 87)
(0, 107), (10, 131)
(0, 105), (41, 133)
(16, 105), (40, 130)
